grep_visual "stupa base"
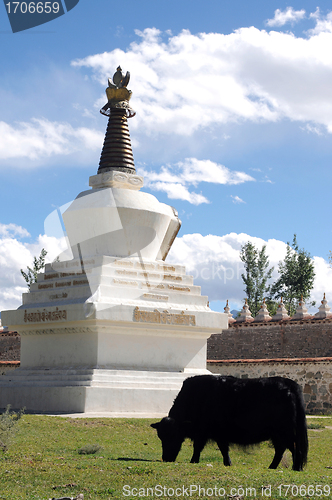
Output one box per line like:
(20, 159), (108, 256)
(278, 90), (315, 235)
(0, 367), (209, 414)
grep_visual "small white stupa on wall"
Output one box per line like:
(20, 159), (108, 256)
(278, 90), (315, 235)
(1, 67), (227, 415)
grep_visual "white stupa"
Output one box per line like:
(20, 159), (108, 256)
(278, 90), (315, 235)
(0, 68), (227, 415)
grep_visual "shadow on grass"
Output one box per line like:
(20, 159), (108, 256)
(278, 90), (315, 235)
(117, 457), (157, 462)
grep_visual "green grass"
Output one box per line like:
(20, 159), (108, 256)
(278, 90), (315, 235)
(307, 421), (326, 430)
(0, 415), (332, 499)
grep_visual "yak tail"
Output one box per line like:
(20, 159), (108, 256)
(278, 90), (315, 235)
(293, 391), (308, 471)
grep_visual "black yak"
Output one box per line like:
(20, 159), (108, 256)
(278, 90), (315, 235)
(151, 375), (308, 471)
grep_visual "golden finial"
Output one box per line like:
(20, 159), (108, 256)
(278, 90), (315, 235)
(100, 66), (135, 118)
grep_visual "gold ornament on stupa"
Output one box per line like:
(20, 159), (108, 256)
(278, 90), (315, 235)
(100, 66), (135, 118)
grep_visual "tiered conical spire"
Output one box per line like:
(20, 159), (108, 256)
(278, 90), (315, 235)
(98, 66), (136, 175)
(315, 293), (332, 319)
(254, 298), (272, 322)
(291, 295), (312, 320)
(270, 297), (290, 321)
(236, 299), (254, 323)
(98, 109), (135, 174)
(224, 300), (236, 324)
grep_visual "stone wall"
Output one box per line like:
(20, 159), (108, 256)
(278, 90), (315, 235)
(207, 318), (332, 360)
(207, 358), (332, 414)
(0, 332), (21, 361)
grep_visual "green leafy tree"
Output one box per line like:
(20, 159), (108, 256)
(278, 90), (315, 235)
(265, 298), (279, 316)
(240, 242), (274, 316)
(20, 248), (47, 290)
(270, 235), (315, 316)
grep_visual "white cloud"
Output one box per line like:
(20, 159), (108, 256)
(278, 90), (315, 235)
(72, 22), (332, 137)
(312, 256), (332, 301)
(309, 7), (320, 20)
(138, 158), (254, 204)
(266, 7), (306, 27)
(167, 232), (332, 313)
(0, 119), (103, 163)
(0, 223), (30, 239)
(147, 181), (209, 205)
(308, 10), (332, 35)
(301, 123), (324, 135)
(231, 195), (246, 204)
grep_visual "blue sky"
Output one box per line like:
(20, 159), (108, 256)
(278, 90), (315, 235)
(1, 0), (332, 316)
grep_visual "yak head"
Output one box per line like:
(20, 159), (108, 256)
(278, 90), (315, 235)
(151, 417), (185, 462)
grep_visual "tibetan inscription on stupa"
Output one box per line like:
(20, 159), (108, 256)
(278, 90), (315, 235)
(134, 307), (196, 326)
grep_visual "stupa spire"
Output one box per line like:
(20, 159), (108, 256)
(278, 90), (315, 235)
(291, 295), (312, 320)
(236, 298), (254, 323)
(224, 300), (235, 324)
(315, 293), (332, 319)
(98, 66), (136, 175)
(271, 296), (290, 321)
(254, 298), (272, 322)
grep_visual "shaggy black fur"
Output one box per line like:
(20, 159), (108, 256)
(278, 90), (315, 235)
(151, 375), (308, 470)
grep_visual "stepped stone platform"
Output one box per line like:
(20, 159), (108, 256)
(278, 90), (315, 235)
(0, 368), (197, 414)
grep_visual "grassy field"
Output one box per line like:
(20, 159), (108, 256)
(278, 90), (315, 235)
(0, 415), (332, 500)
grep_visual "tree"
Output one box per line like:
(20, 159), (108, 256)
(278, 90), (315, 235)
(270, 235), (315, 316)
(240, 242), (274, 316)
(21, 248), (47, 290)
